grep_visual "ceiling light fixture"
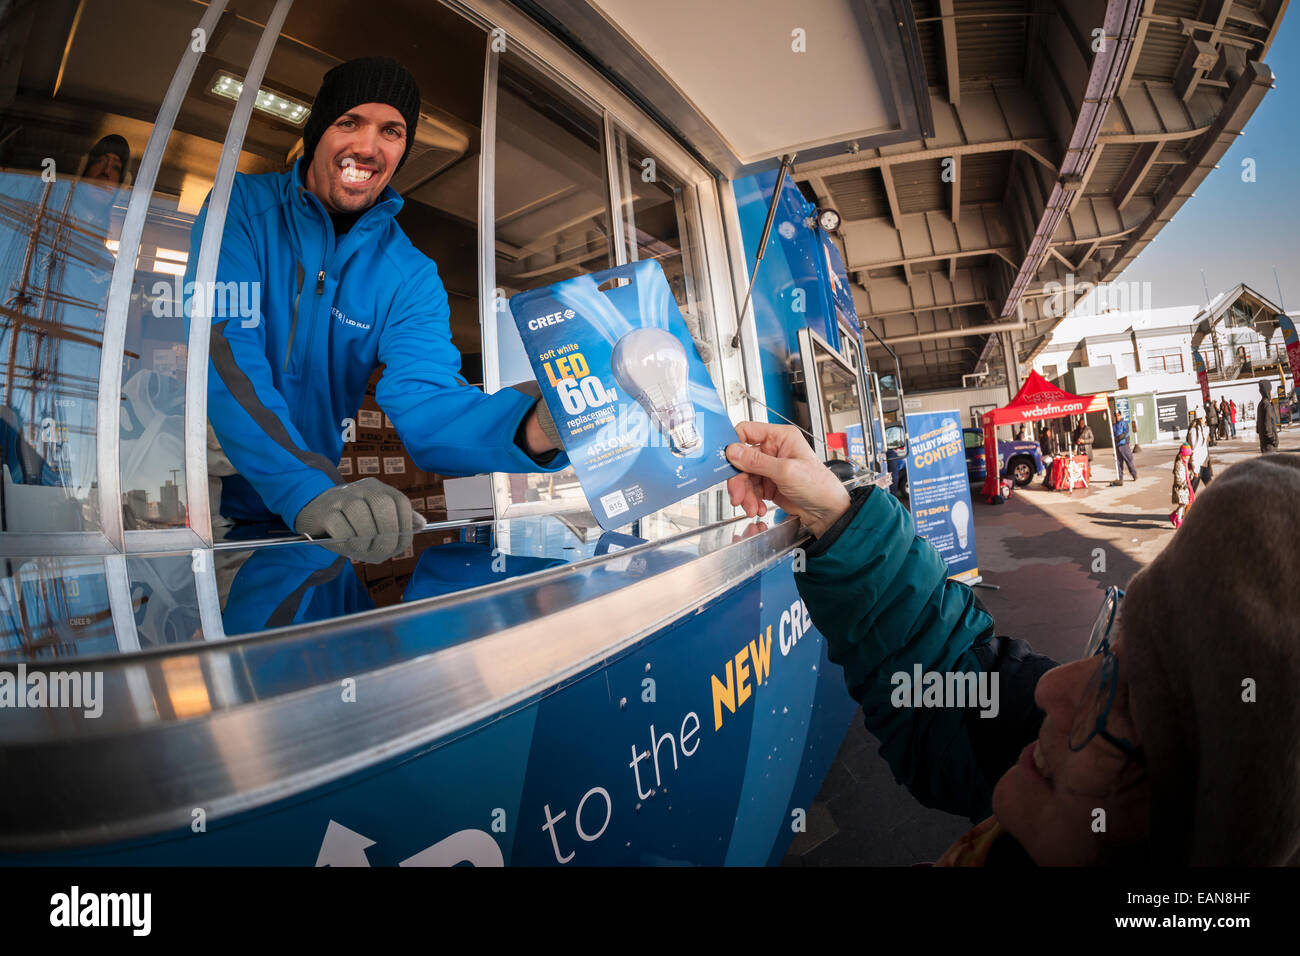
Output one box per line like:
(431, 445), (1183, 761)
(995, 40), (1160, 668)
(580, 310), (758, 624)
(211, 71), (310, 127)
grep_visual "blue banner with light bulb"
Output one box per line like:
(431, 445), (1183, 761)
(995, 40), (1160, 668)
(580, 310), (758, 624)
(903, 410), (979, 584)
(511, 260), (739, 530)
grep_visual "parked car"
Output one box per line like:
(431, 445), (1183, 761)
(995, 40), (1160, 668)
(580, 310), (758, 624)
(962, 427), (1044, 487)
(883, 424), (908, 495)
(884, 424), (1045, 497)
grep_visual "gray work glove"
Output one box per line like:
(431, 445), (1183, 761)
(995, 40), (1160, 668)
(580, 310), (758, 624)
(510, 380), (562, 449)
(534, 396), (561, 449)
(294, 477), (424, 564)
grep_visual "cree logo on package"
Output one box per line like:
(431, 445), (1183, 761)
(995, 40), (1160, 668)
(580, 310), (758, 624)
(528, 308), (576, 331)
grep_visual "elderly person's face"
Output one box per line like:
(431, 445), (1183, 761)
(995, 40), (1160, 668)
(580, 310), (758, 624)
(992, 630), (1150, 865)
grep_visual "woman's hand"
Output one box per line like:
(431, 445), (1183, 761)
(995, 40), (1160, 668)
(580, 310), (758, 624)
(725, 421), (851, 538)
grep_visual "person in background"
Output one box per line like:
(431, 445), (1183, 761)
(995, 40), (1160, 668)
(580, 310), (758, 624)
(1218, 398), (1231, 440)
(1185, 411), (1210, 492)
(1228, 398), (1238, 438)
(1204, 400), (1219, 447)
(79, 134), (131, 188)
(725, 422), (1300, 865)
(1170, 442), (1194, 528)
(1073, 417), (1094, 463)
(1257, 380), (1280, 454)
(1038, 422), (1058, 457)
(1113, 406), (1137, 482)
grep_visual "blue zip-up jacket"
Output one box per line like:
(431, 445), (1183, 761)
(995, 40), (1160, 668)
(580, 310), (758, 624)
(192, 158), (568, 526)
(796, 486), (1056, 821)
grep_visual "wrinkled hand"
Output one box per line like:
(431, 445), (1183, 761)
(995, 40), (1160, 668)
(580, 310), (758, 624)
(294, 477), (425, 564)
(725, 421), (850, 538)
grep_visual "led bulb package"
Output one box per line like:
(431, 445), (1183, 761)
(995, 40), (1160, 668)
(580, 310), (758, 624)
(511, 260), (738, 530)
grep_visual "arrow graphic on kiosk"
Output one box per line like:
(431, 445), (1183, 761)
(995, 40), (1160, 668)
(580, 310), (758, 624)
(316, 820), (376, 867)
(316, 820), (506, 867)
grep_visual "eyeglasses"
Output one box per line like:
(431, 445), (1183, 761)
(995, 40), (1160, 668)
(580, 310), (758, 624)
(1068, 587), (1146, 766)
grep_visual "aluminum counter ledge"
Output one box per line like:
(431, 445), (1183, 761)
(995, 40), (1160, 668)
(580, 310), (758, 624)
(0, 484), (880, 859)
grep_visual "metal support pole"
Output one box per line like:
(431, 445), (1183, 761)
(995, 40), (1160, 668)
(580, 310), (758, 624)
(730, 154), (795, 350)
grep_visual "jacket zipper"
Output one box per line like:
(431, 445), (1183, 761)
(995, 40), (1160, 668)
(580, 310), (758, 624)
(293, 260), (327, 422)
(283, 262), (306, 372)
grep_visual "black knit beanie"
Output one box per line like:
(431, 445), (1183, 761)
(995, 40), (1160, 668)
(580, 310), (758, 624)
(302, 57), (421, 171)
(89, 134), (131, 171)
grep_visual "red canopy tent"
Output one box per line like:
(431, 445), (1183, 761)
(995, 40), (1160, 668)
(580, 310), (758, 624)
(980, 371), (1112, 499)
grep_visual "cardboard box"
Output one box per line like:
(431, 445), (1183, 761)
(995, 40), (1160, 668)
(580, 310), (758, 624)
(390, 542), (417, 578)
(355, 454), (381, 477)
(366, 576), (404, 606)
(444, 475), (493, 514)
(382, 454), (412, 488)
(357, 407), (385, 443)
(337, 456), (353, 478)
(358, 558), (392, 584)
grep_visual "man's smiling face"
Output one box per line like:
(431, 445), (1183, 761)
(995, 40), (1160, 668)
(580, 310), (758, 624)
(304, 102), (406, 213)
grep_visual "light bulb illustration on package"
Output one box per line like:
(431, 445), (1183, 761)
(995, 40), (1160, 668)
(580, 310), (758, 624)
(510, 259), (738, 530)
(950, 498), (970, 549)
(611, 327), (702, 457)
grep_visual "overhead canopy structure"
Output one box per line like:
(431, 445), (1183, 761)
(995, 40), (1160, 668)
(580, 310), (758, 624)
(980, 371), (1110, 498)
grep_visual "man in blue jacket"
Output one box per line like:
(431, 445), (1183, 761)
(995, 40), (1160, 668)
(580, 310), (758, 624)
(195, 58), (564, 556)
(1112, 405), (1137, 482)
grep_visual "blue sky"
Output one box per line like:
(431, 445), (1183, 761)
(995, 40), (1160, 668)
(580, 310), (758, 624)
(1116, 11), (1300, 313)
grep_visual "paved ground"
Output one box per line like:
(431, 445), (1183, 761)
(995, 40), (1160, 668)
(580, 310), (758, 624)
(783, 422), (1300, 865)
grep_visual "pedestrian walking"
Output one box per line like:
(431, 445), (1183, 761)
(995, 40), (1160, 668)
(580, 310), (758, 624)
(1170, 442), (1194, 528)
(1205, 401), (1220, 446)
(1113, 407), (1138, 481)
(1186, 412), (1211, 491)
(1257, 380), (1281, 453)
(1229, 398), (1238, 438)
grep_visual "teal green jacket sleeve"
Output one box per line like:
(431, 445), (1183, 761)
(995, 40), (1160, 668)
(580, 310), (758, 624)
(796, 486), (999, 819)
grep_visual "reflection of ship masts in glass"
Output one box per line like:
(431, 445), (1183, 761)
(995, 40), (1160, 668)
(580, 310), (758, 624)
(611, 327), (702, 457)
(1, 179), (110, 502)
(4, 180), (53, 408)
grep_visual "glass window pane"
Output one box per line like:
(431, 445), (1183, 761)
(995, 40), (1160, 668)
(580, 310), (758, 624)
(611, 126), (721, 532)
(0, 1), (213, 533)
(115, 1), (283, 533)
(0, 557), (116, 659)
(493, 54), (614, 516)
(127, 553), (202, 648)
(611, 126), (717, 372)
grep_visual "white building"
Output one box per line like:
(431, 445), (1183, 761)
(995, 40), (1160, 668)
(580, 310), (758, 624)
(1033, 284), (1291, 390)
(1027, 284), (1295, 443)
